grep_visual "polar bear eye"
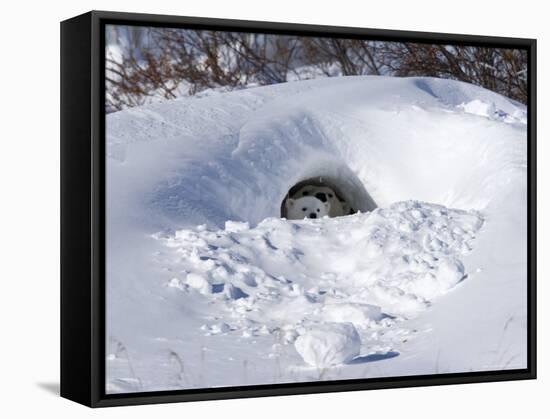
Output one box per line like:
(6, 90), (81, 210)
(328, 194), (333, 198)
(302, 191), (309, 196)
(317, 208), (320, 212)
(302, 207), (307, 211)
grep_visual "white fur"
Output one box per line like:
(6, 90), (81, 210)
(293, 185), (349, 217)
(285, 196), (330, 220)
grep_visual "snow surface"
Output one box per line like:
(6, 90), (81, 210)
(105, 76), (527, 393)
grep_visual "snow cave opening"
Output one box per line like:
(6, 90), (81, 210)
(281, 174), (377, 219)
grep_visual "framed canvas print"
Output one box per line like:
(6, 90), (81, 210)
(60, 10), (537, 407)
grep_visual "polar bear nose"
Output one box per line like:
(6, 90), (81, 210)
(315, 193), (327, 202)
(309, 213), (317, 219)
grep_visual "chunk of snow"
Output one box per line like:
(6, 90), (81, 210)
(225, 220), (250, 232)
(167, 277), (186, 290)
(202, 322), (230, 335)
(294, 322), (361, 367)
(185, 273), (211, 295)
(458, 99), (496, 118)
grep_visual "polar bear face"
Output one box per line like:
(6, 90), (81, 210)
(293, 185), (349, 217)
(285, 196), (330, 220)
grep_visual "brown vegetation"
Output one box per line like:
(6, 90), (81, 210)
(106, 27), (527, 112)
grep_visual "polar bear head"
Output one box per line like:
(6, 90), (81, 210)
(285, 196), (330, 220)
(293, 185), (349, 217)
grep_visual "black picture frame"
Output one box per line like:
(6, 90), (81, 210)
(60, 10), (537, 408)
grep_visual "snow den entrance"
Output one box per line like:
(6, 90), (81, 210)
(281, 173), (377, 219)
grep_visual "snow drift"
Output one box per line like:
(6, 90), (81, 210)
(106, 76), (527, 393)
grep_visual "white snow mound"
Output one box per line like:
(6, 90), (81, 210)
(105, 76), (527, 392)
(156, 200), (484, 337)
(295, 323), (361, 368)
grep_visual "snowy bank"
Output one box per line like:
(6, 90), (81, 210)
(106, 76), (527, 392)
